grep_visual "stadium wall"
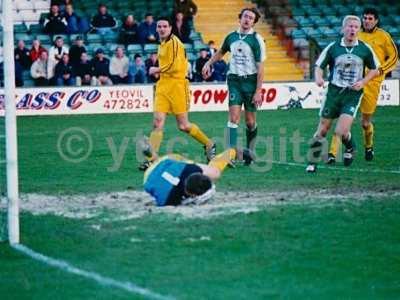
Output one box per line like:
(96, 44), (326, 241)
(0, 80), (399, 116)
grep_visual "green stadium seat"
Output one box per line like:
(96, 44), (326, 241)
(14, 24), (28, 34)
(35, 34), (52, 45)
(187, 52), (197, 62)
(328, 16), (342, 28)
(303, 28), (323, 39)
(87, 33), (103, 44)
(319, 5), (337, 17)
(333, 5), (352, 16)
(294, 16), (313, 28)
(103, 32), (119, 44)
(305, 6), (321, 17)
(320, 27), (337, 39)
(193, 41), (208, 51)
(87, 43), (104, 55)
(189, 31), (202, 41)
(29, 24), (42, 34)
(291, 28), (307, 39)
(291, 7), (306, 17)
(184, 43), (194, 53)
(143, 44), (159, 54)
(15, 33), (32, 45)
(127, 44), (143, 55)
(311, 16), (330, 27)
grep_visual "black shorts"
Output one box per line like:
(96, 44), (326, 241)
(165, 164), (203, 206)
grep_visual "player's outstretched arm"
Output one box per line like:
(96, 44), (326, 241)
(202, 49), (225, 79)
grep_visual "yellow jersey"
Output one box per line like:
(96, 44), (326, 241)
(358, 27), (399, 81)
(158, 34), (188, 80)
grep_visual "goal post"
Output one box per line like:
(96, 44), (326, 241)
(2, 0), (20, 245)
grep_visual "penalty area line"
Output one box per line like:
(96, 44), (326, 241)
(12, 244), (176, 300)
(269, 160), (400, 174)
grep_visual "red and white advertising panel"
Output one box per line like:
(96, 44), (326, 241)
(0, 85), (154, 116)
(0, 80), (398, 116)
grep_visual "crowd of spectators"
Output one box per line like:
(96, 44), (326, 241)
(2, 0), (228, 87)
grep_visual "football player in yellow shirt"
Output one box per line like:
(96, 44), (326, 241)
(139, 17), (216, 171)
(328, 7), (398, 163)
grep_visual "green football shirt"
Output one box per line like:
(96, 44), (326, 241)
(221, 28), (266, 76)
(316, 37), (380, 88)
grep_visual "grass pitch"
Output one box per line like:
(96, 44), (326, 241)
(1, 106), (400, 299)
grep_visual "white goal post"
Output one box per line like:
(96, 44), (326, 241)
(2, 0), (20, 244)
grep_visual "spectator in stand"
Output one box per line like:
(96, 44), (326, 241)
(128, 53), (146, 83)
(43, 4), (68, 35)
(30, 50), (50, 86)
(14, 40), (31, 70)
(138, 13), (158, 45)
(145, 52), (159, 82)
(91, 4), (117, 35)
(119, 15), (139, 46)
(75, 52), (94, 86)
(91, 48), (112, 85)
(110, 47), (129, 84)
(55, 53), (75, 86)
(173, 0), (197, 20)
(64, 4), (90, 34)
(194, 48), (210, 82)
(50, 0), (71, 12)
(29, 39), (47, 62)
(69, 36), (86, 69)
(172, 11), (192, 43)
(207, 40), (217, 57)
(15, 61), (24, 87)
(48, 36), (69, 84)
(212, 57), (228, 82)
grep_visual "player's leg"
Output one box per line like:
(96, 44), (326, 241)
(244, 110), (257, 165)
(360, 80), (380, 161)
(207, 148), (236, 176)
(361, 113), (374, 160)
(227, 105), (241, 149)
(139, 112), (167, 171)
(328, 133), (340, 164)
(335, 114), (356, 166)
(306, 117), (333, 172)
(175, 112), (216, 160)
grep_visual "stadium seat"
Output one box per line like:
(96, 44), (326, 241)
(127, 44), (143, 55)
(193, 41), (207, 51)
(86, 33), (103, 44)
(189, 31), (202, 41)
(29, 23), (42, 34)
(291, 7), (306, 17)
(311, 16), (330, 27)
(294, 16), (313, 28)
(103, 32), (119, 44)
(184, 43), (194, 53)
(291, 28), (307, 39)
(35, 34), (52, 45)
(143, 44), (158, 54)
(319, 5), (337, 17)
(14, 23), (28, 34)
(15, 33), (32, 45)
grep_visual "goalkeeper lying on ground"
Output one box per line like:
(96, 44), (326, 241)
(143, 146), (235, 206)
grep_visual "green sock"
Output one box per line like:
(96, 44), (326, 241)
(246, 125), (258, 150)
(227, 122), (238, 148)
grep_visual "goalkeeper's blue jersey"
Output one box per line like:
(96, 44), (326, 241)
(144, 158), (202, 206)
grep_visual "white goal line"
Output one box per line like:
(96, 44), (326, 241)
(12, 244), (176, 300)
